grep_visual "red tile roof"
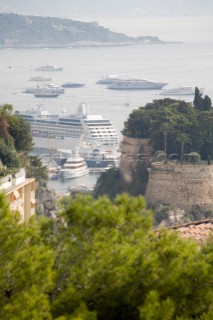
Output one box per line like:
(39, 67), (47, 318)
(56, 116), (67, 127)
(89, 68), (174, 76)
(171, 219), (213, 243)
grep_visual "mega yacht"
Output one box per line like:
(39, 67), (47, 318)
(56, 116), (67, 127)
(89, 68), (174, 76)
(14, 103), (119, 152)
(35, 65), (63, 71)
(59, 150), (89, 180)
(108, 79), (168, 90)
(159, 86), (204, 96)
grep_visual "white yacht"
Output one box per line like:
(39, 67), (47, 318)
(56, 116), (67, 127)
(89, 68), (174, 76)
(23, 83), (64, 95)
(14, 103), (119, 152)
(59, 150), (89, 180)
(29, 76), (52, 82)
(108, 79), (168, 90)
(35, 65), (63, 71)
(159, 86), (204, 96)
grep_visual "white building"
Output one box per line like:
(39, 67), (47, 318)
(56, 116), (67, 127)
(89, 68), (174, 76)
(0, 168), (35, 221)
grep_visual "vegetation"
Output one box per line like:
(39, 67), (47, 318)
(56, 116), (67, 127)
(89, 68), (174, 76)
(96, 89), (212, 199)
(94, 168), (127, 199)
(0, 193), (212, 319)
(0, 103), (48, 184)
(0, 13), (162, 47)
(122, 89), (212, 160)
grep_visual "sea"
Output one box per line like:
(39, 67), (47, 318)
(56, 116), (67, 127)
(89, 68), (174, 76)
(0, 15), (213, 193)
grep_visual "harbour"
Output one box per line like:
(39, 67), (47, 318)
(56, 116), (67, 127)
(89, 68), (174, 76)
(1, 17), (213, 192)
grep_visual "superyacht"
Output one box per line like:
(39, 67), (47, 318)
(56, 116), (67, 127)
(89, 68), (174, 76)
(59, 150), (89, 180)
(108, 78), (168, 90)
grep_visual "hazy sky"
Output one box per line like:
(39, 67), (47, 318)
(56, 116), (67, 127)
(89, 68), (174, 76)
(0, 0), (212, 43)
(0, 0), (213, 19)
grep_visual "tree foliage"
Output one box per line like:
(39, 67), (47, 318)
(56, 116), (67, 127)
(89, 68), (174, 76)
(93, 168), (127, 199)
(0, 104), (33, 171)
(0, 194), (213, 320)
(123, 91), (213, 160)
(0, 193), (213, 319)
(0, 104), (48, 185)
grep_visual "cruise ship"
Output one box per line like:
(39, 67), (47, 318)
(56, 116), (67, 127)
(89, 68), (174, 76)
(14, 103), (119, 152)
(108, 79), (168, 90)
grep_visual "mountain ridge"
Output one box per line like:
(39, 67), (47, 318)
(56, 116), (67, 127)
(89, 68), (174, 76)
(0, 13), (163, 48)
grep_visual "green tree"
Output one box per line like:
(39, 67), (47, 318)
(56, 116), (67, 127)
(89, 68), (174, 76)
(25, 155), (48, 186)
(93, 168), (126, 199)
(50, 194), (213, 320)
(0, 193), (213, 319)
(203, 95), (212, 111)
(0, 140), (20, 169)
(0, 194), (54, 319)
(8, 115), (33, 153)
(175, 132), (191, 163)
(193, 87), (203, 110)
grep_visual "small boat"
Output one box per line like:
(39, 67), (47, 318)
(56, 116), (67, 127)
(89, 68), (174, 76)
(34, 91), (60, 98)
(84, 148), (120, 172)
(29, 76), (52, 81)
(69, 184), (93, 194)
(108, 79), (168, 90)
(159, 86), (204, 96)
(35, 65), (63, 71)
(61, 82), (85, 88)
(59, 149), (89, 180)
(24, 83), (64, 95)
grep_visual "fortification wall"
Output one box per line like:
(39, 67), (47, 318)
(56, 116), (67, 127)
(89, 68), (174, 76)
(145, 162), (213, 212)
(119, 136), (152, 182)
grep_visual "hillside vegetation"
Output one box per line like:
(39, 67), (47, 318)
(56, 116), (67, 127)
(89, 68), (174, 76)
(0, 13), (162, 47)
(0, 193), (213, 319)
(95, 88), (213, 199)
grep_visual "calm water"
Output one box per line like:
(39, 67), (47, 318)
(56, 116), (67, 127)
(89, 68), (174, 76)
(1, 16), (213, 192)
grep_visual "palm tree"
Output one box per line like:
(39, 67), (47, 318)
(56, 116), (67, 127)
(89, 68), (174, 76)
(175, 133), (191, 164)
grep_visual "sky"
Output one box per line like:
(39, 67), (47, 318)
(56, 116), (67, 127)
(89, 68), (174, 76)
(0, 0), (213, 19)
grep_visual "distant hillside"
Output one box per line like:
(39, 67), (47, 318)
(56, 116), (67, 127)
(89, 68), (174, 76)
(0, 13), (163, 48)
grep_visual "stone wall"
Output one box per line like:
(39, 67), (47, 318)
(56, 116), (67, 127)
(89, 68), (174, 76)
(145, 162), (213, 213)
(119, 136), (152, 182)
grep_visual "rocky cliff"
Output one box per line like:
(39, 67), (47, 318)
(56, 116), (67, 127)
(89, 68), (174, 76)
(119, 136), (152, 182)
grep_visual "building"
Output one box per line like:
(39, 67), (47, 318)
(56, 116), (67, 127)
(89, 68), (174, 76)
(0, 168), (35, 221)
(172, 219), (213, 243)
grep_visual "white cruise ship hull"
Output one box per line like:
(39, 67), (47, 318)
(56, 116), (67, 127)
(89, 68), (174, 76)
(15, 103), (119, 152)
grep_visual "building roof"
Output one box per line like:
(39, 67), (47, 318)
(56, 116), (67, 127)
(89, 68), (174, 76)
(172, 219), (213, 243)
